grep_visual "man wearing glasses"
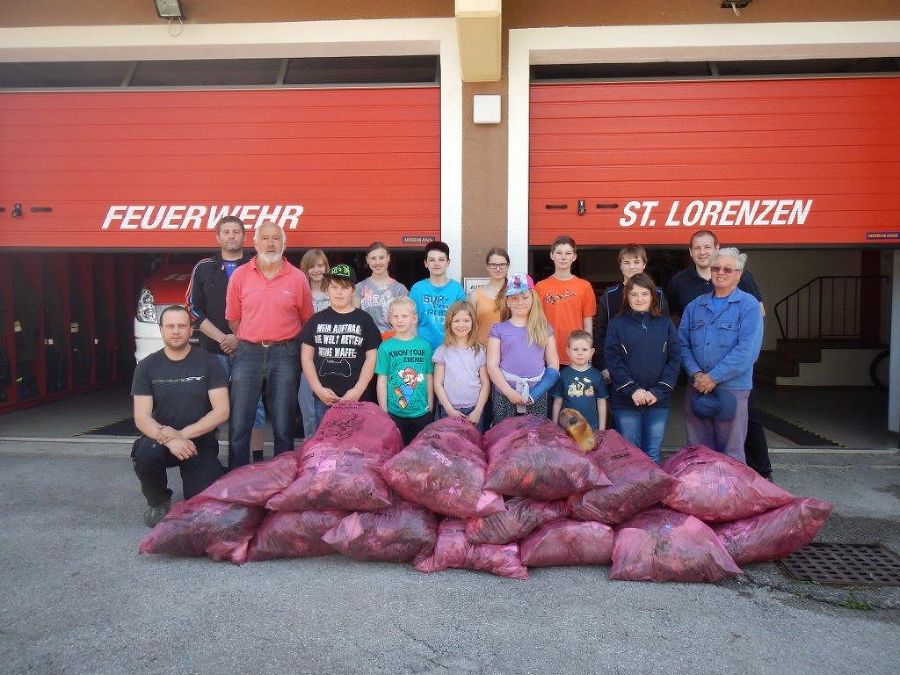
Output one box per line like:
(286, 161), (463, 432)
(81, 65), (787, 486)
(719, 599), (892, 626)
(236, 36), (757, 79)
(666, 230), (772, 479)
(665, 230), (764, 320)
(678, 248), (763, 463)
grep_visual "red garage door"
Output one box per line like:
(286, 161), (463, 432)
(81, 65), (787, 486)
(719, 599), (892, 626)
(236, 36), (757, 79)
(0, 87), (439, 249)
(529, 77), (900, 246)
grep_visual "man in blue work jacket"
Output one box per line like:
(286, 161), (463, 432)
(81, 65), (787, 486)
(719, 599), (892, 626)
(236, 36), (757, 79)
(679, 247), (763, 463)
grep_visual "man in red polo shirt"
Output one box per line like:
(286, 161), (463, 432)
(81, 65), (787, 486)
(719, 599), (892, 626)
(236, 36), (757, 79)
(225, 221), (313, 468)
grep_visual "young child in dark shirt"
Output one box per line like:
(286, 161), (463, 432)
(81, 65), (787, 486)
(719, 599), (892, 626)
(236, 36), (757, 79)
(551, 330), (608, 431)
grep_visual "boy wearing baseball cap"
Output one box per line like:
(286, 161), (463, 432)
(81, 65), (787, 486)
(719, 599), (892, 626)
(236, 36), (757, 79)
(299, 263), (382, 432)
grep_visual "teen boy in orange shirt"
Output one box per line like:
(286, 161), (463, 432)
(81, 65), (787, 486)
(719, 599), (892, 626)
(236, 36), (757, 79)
(535, 235), (597, 366)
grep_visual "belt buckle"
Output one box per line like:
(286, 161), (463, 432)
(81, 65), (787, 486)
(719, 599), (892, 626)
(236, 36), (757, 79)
(260, 340), (274, 348)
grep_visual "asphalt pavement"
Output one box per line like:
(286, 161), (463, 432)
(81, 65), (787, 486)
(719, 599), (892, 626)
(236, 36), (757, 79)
(0, 441), (898, 675)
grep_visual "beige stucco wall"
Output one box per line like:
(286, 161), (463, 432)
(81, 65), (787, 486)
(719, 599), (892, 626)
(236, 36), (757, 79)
(0, 1), (455, 27)
(6, 0), (897, 28)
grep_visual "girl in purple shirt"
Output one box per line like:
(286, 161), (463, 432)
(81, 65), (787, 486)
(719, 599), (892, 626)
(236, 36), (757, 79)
(432, 301), (490, 429)
(486, 274), (560, 423)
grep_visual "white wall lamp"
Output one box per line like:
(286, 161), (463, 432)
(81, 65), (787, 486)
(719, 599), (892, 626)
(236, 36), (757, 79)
(473, 94), (501, 124)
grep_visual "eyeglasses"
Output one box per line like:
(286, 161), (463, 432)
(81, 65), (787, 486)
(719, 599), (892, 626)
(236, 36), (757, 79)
(487, 263), (509, 270)
(710, 266), (738, 274)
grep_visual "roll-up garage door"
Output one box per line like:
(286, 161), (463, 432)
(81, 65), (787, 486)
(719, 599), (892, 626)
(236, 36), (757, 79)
(529, 77), (900, 247)
(0, 87), (439, 249)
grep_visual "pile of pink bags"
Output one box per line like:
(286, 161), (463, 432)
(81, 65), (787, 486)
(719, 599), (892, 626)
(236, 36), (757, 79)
(139, 411), (833, 583)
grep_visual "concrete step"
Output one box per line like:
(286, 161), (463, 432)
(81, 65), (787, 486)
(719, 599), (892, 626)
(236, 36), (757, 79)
(773, 341), (823, 363)
(754, 369), (778, 386)
(775, 347), (883, 387)
(755, 350), (799, 378)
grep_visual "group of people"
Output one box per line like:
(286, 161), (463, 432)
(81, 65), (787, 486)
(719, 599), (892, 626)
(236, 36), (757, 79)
(130, 217), (766, 527)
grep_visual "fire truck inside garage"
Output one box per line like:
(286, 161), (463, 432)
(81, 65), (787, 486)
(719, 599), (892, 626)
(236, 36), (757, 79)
(0, 56), (440, 412)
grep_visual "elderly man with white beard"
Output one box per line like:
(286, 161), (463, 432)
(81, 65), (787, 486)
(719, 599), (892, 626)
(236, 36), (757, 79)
(225, 220), (313, 469)
(678, 247), (763, 463)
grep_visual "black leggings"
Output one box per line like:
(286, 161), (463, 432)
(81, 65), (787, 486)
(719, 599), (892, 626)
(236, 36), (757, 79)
(390, 412), (433, 446)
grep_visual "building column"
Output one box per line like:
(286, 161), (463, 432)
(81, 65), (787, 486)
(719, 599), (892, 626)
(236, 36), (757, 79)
(889, 250), (900, 433)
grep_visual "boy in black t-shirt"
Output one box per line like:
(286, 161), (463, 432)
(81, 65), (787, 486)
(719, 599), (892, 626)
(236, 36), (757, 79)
(131, 305), (229, 527)
(300, 264), (382, 432)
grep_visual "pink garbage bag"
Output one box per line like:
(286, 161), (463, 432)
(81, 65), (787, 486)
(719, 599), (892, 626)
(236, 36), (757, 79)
(415, 519), (529, 580)
(412, 416), (483, 447)
(569, 430), (678, 525)
(267, 402), (402, 512)
(321, 500), (438, 564)
(247, 510), (346, 561)
(199, 451), (299, 506)
(714, 497), (834, 564)
(662, 446), (794, 523)
(610, 507), (742, 582)
(482, 413), (547, 446)
(483, 415), (610, 500)
(519, 519), (614, 567)
(464, 497), (569, 545)
(380, 420), (504, 519)
(138, 496), (265, 564)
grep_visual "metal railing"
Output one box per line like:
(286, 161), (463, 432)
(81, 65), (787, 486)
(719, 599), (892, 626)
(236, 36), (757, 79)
(774, 275), (889, 344)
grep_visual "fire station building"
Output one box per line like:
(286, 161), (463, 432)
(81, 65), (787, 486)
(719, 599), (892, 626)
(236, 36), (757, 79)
(1, 1), (899, 437)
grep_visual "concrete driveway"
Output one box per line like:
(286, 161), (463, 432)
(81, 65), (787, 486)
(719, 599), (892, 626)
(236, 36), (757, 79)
(0, 445), (897, 675)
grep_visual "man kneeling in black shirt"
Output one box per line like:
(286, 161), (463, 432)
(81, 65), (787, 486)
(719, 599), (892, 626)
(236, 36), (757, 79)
(131, 305), (229, 527)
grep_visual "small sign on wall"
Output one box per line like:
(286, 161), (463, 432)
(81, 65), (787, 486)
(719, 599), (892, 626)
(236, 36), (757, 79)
(464, 277), (489, 295)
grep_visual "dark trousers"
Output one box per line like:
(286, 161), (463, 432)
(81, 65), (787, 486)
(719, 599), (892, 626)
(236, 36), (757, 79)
(391, 412), (433, 446)
(131, 435), (223, 507)
(229, 340), (300, 468)
(744, 389), (772, 478)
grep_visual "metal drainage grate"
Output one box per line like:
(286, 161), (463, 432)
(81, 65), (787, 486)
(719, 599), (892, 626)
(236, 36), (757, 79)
(778, 543), (900, 586)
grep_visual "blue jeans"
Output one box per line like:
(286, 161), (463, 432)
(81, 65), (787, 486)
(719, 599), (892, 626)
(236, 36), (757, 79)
(229, 340), (299, 468)
(613, 406), (670, 464)
(297, 373), (320, 438)
(311, 397), (330, 434)
(214, 354), (265, 429)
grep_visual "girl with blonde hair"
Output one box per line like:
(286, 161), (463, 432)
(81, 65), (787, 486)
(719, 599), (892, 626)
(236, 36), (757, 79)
(432, 301), (490, 429)
(297, 248), (330, 437)
(299, 249), (330, 313)
(486, 274), (560, 423)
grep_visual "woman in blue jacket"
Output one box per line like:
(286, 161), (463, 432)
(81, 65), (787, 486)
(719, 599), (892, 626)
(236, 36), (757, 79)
(604, 273), (681, 463)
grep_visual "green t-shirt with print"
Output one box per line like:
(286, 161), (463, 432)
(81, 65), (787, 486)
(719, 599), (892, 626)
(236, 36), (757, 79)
(375, 336), (433, 418)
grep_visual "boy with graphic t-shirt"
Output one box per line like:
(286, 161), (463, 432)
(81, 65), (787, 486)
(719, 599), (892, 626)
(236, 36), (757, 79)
(300, 264), (382, 432)
(551, 330), (608, 431)
(376, 296), (434, 445)
(535, 235), (597, 366)
(408, 241), (466, 349)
